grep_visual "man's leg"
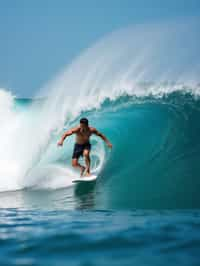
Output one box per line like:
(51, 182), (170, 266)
(83, 149), (91, 176)
(72, 158), (85, 176)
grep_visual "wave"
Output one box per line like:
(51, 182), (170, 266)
(1, 88), (200, 209)
(0, 19), (200, 208)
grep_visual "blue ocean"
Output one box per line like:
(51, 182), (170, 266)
(0, 21), (200, 265)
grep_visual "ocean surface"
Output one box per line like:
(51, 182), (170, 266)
(0, 209), (200, 266)
(1, 21), (200, 266)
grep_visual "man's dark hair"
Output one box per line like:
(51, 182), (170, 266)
(80, 117), (89, 126)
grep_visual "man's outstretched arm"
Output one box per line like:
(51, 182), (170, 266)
(57, 127), (78, 146)
(92, 128), (112, 148)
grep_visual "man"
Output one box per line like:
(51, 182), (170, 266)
(57, 118), (112, 176)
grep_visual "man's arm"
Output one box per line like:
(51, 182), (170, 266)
(92, 128), (112, 148)
(57, 127), (79, 146)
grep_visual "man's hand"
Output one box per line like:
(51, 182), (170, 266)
(57, 140), (63, 146)
(57, 127), (78, 147)
(92, 128), (112, 149)
(107, 142), (112, 149)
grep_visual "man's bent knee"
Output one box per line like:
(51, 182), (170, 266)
(83, 150), (90, 157)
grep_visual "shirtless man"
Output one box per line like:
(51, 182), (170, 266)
(57, 118), (112, 176)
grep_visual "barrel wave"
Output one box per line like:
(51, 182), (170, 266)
(0, 89), (200, 209)
(0, 19), (200, 209)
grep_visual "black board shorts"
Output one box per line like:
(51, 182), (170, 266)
(72, 142), (91, 159)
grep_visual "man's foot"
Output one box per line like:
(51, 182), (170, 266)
(80, 166), (86, 177)
(85, 171), (91, 177)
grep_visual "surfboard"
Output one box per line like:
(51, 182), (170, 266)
(72, 174), (97, 183)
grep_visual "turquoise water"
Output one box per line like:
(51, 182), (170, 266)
(0, 209), (200, 266)
(0, 92), (199, 265)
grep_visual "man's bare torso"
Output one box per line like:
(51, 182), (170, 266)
(75, 126), (94, 144)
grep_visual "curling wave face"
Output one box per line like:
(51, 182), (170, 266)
(0, 89), (200, 209)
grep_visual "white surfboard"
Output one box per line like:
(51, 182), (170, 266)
(72, 174), (97, 183)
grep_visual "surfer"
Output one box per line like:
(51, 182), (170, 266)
(57, 118), (112, 176)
